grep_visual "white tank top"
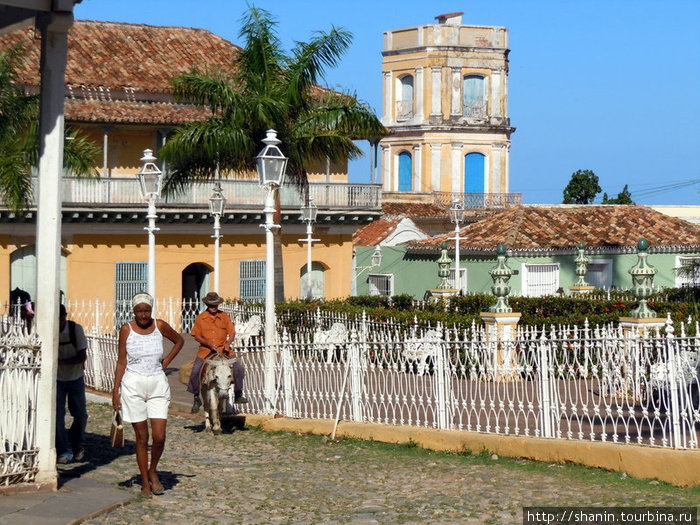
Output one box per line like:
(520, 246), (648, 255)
(125, 321), (164, 376)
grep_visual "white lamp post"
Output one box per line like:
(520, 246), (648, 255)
(209, 182), (226, 292)
(449, 199), (466, 292)
(257, 129), (288, 413)
(351, 246), (384, 295)
(299, 197), (319, 299)
(137, 149), (163, 298)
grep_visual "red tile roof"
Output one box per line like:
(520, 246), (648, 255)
(409, 205), (700, 253)
(0, 20), (241, 124)
(353, 217), (404, 246)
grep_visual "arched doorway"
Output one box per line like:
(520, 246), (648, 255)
(300, 261), (327, 299)
(10, 245), (67, 302)
(182, 263), (211, 329)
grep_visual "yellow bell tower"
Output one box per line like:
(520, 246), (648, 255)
(379, 12), (516, 206)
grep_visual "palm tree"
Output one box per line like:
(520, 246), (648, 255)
(0, 43), (100, 212)
(160, 6), (387, 300)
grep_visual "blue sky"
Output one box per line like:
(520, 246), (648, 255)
(75, 0), (700, 206)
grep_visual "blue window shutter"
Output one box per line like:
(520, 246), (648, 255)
(465, 153), (485, 194)
(398, 152), (412, 191)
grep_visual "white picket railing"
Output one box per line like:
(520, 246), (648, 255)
(81, 310), (700, 450)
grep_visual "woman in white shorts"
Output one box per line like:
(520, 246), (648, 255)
(112, 293), (184, 498)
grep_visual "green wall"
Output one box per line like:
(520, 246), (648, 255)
(354, 246), (699, 299)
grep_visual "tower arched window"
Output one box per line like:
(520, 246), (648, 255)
(398, 151), (412, 191)
(396, 75), (414, 121)
(464, 152), (485, 195)
(463, 75), (486, 117)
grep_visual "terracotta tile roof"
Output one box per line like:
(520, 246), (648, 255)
(1, 20), (241, 93)
(409, 205), (700, 253)
(0, 20), (241, 124)
(65, 99), (209, 124)
(382, 202), (447, 218)
(353, 217), (404, 246)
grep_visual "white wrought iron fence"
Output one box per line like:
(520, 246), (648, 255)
(0, 327), (41, 486)
(82, 310), (700, 450)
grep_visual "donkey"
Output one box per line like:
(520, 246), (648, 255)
(200, 353), (235, 434)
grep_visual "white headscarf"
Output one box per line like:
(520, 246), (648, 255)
(132, 292), (154, 310)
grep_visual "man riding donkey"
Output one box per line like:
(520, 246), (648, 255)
(187, 292), (247, 413)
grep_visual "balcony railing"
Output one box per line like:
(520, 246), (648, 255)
(434, 191), (522, 209)
(31, 177), (382, 211)
(395, 100), (414, 121)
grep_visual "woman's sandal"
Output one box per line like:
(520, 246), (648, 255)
(149, 479), (164, 495)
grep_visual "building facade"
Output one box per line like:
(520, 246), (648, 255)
(0, 21), (381, 306)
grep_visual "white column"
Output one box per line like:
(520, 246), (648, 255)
(415, 67), (424, 122)
(101, 126), (110, 177)
(430, 66), (442, 117)
(146, 196), (157, 298)
(451, 143), (462, 193)
(430, 143), (442, 191)
(382, 71), (392, 124)
(34, 10), (73, 487)
(451, 67), (461, 116)
(491, 144), (503, 194)
(413, 144), (422, 191)
(381, 145), (391, 191)
(491, 70), (502, 117)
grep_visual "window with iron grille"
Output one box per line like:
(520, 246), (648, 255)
(368, 274), (394, 297)
(585, 259), (613, 289)
(522, 263), (559, 297)
(676, 256), (700, 288)
(115, 262), (147, 303)
(240, 260), (266, 302)
(449, 268), (467, 293)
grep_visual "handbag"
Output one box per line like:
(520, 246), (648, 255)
(110, 410), (124, 447)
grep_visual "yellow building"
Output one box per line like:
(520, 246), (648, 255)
(379, 12), (517, 206)
(0, 20), (381, 305)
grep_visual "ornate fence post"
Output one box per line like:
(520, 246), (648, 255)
(480, 244), (521, 381)
(619, 239), (666, 400)
(348, 328), (364, 422)
(537, 330), (554, 439)
(569, 242), (594, 295)
(281, 329), (294, 417)
(91, 300), (103, 391)
(663, 316), (683, 449)
(431, 323), (453, 430)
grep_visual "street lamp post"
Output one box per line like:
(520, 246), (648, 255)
(299, 197), (318, 299)
(449, 199), (466, 292)
(136, 149), (163, 298)
(209, 182), (226, 292)
(351, 246), (383, 295)
(256, 129), (288, 413)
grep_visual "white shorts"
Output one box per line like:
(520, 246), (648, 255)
(120, 369), (170, 423)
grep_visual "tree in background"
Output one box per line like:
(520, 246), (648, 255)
(0, 44), (99, 212)
(562, 169), (601, 204)
(160, 6), (387, 300)
(602, 184), (634, 204)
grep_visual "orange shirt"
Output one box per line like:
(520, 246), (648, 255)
(191, 310), (236, 359)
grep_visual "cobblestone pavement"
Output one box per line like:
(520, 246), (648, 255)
(68, 403), (698, 525)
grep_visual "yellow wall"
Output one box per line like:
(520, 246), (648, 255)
(58, 231), (354, 302)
